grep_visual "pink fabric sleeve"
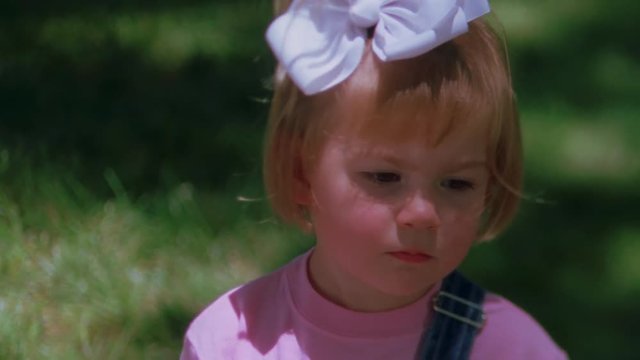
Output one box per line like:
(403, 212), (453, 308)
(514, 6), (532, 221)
(179, 337), (198, 360)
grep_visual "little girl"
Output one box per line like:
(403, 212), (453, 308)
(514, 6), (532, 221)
(182, 0), (568, 358)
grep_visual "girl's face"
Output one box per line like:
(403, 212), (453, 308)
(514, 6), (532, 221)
(304, 118), (489, 312)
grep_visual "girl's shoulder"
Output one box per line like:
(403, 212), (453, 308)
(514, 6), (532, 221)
(187, 266), (289, 332)
(181, 261), (296, 359)
(473, 293), (568, 360)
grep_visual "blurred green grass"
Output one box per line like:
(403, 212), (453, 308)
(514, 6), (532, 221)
(0, 151), (311, 358)
(1, 0), (639, 358)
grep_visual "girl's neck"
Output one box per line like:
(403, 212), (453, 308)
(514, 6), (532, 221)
(307, 247), (433, 312)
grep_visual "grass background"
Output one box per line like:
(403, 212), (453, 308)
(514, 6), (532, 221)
(1, 0), (639, 358)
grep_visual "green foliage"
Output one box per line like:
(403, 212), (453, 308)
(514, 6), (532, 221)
(1, 0), (638, 358)
(0, 148), (312, 358)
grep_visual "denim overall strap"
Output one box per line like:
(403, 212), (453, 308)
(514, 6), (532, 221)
(418, 271), (486, 360)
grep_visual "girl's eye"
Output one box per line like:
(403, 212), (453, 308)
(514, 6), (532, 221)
(362, 172), (402, 184)
(441, 178), (475, 191)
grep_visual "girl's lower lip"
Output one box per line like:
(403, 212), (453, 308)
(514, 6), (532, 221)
(388, 252), (432, 264)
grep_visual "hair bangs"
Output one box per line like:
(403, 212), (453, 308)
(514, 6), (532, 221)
(328, 39), (499, 150)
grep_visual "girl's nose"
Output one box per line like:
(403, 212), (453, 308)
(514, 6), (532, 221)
(396, 193), (441, 230)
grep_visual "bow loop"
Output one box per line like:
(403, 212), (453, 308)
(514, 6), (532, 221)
(373, 0), (490, 60)
(349, 0), (384, 28)
(266, 0), (490, 95)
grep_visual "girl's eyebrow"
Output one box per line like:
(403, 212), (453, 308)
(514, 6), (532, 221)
(446, 159), (488, 171)
(348, 147), (487, 170)
(347, 151), (412, 170)
(354, 151), (408, 167)
(380, 155), (488, 170)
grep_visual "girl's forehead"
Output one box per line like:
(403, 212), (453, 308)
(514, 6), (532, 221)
(326, 94), (490, 150)
(321, 80), (491, 149)
(322, 109), (489, 164)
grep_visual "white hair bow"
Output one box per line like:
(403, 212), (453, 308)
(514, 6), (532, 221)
(266, 0), (490, 95)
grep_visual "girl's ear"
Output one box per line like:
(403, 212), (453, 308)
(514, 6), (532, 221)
(293, 156), (312, 206)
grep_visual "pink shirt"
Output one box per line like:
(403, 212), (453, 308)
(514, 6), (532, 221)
(181, 252), (567, 359)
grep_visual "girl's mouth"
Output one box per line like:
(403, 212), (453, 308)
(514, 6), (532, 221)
(387, 251), (433, 264)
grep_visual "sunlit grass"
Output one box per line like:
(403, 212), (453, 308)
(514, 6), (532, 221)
(0, 155), (310, 358)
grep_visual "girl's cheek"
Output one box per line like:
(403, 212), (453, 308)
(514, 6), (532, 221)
(440, 198), (486, 227)
(443, 183), (488, 211)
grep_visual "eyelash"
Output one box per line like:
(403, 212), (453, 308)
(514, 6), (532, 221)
(362, 172), (402, 184)
(440, 179), (475, 191)
(361, 173), (476, 192)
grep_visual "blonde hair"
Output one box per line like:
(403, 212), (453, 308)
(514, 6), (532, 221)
(264, 1), (522, 240)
